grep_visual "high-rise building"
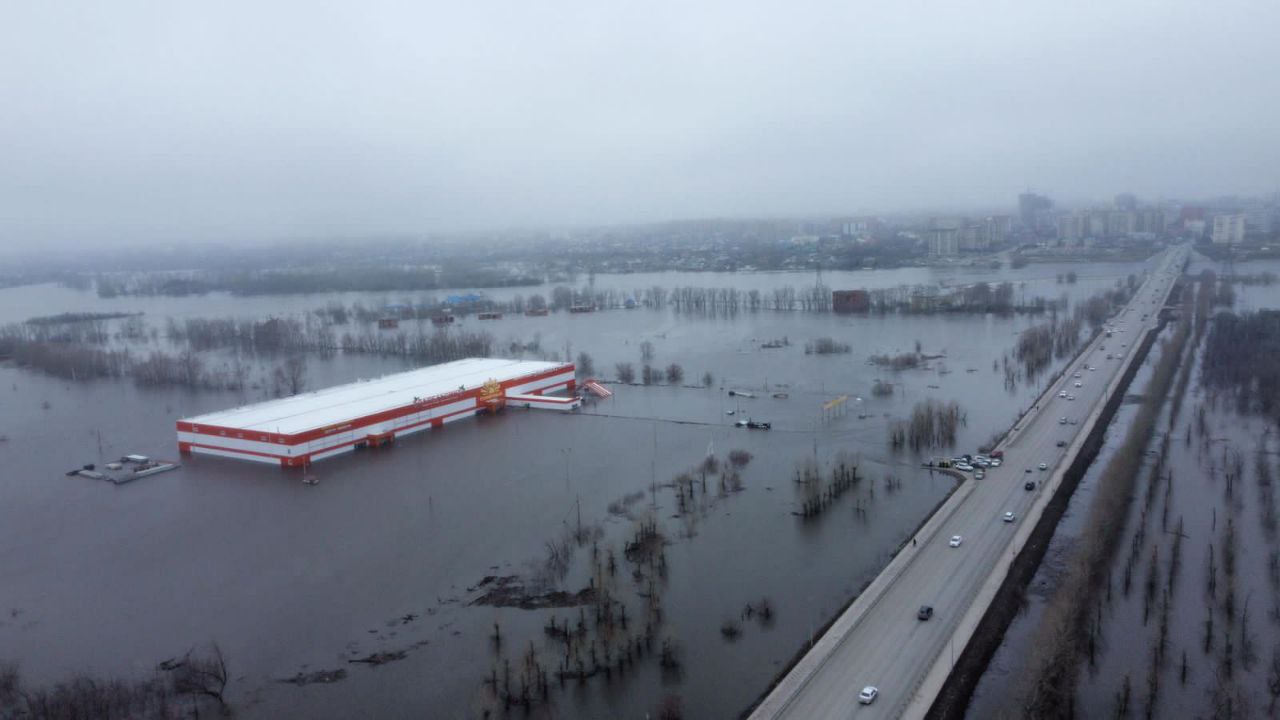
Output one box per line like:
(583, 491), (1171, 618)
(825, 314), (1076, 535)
(1018, 192), (1053, 231)
(958, 224), (988, 251)
(985, 215), (1012, 246)
(1056, 213), (1082, 244)
(1087, 210), (1109, 239)
(1107, 211), (1136, 238)
(1243, 208), (1274, 234)
(928, 229), (959, 256)
(1137, 209), (1166, 235)
(839, 217), (879, 236)
(1114, 193), (1138, 211)
(1212, 214), (1246, 245)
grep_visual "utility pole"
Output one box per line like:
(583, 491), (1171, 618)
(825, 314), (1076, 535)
(651, 424), (657, 492)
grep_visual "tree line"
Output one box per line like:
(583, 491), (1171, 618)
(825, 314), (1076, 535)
(1201, 309), (1280, 422)
(94, 266), (542, 297)
(889, 399), (967, 450)
(1008, 275), (1194, 718)
(1, 644), (230, 719)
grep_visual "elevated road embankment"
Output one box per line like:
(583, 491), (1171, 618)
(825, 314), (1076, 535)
(749, 248), (1186, 720)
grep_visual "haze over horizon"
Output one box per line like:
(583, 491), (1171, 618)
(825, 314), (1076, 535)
(3, 0), (1278, 250)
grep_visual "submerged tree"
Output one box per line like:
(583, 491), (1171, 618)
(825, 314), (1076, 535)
(665, 363), (684, 384)
(615, 362), (636, 384)
(889, 399), (966, 450)
(576, 351), (595, 378)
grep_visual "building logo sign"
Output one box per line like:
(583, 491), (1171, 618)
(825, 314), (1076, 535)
(479, 379), (503, 403)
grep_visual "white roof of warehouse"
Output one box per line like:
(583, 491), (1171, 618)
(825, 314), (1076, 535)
(183, 358), (567, 435)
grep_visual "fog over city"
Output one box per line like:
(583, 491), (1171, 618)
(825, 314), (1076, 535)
(2, 0), (1278, 248)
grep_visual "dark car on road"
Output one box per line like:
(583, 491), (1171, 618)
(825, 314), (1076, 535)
(917, 605), (933, 621)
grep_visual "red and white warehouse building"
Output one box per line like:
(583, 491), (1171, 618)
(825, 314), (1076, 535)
(177, 358), (578, 467)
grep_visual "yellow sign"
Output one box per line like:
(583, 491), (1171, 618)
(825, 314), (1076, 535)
(480, 379), (503, 401)
(823, 395), (848, 412)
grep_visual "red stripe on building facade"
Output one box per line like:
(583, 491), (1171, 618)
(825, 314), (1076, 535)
(178, 364), (572, 446)
(178, 364), (576, 466)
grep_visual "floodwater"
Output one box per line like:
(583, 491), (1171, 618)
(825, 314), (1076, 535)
(964, 319), (1168, 719)
(0, 258), (1160, 718)
(0, 259), (1145, 325)
(1072, 260), (1280, 718)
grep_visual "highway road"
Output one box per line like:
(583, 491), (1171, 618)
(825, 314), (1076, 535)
(751, 246), (1187, 720)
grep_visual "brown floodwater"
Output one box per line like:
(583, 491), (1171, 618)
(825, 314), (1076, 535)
(0, 259), (1165, 718)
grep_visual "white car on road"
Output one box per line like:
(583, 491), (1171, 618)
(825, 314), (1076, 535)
(949, 535), (963, 547)
(858, 686), (879, 704)
(1002, 511), (1016, 523)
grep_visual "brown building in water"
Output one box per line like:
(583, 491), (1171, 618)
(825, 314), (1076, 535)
(833, 289), (870, 313)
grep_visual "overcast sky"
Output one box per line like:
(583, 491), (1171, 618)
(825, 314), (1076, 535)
(2, 0), (1278, 249)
